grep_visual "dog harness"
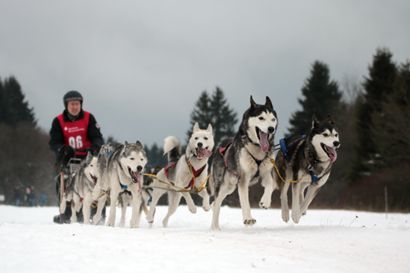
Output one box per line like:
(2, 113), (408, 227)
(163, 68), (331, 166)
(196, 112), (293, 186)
(185, 156), (207, 190)
(57, 111), (92, 157)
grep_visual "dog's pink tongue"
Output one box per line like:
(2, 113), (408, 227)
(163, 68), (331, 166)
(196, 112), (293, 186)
(259, 131), (270, 153)
(328, 147), (337, 163)
(198, 148), (212, 158)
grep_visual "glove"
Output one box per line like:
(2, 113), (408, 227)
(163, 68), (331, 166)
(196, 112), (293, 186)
(59, 145), (75, 157)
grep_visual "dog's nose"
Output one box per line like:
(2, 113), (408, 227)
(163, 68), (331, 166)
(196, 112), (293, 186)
(268, 127), (275, 134)
(333, 141), (340, 148)
(137, 165), (143, 172)
(197, 142), (203, 148)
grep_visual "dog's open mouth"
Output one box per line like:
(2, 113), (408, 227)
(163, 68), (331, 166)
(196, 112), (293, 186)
(90, 174), (98, 185)
(321, 143), (338, 163)
(128, 167), (141, 184)
(195, 147), (212, 160)
(256, 127), (270, 153)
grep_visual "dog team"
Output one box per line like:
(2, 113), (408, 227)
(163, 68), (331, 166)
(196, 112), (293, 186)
(54, 92), (340, 230)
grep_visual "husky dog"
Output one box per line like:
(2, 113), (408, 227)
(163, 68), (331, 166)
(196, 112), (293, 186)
(210, 96), (278, 230)
(92, 143), (120, 224)
(146, 123), (214, 227)
(274, 116), (340, 224)
(93, 141), (148, 228)
(70, 152), (99, 224)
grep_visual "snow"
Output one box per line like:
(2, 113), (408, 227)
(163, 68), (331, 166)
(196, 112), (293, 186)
(0, 205), (409, 273)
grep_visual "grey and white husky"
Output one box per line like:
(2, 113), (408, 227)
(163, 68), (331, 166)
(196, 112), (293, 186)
(209, 96), (278, 230)
(274, 116), (340, 224)
(146, 123), (214, 227)
(70, 152), (99, 224)
(92, 141), (148, 228)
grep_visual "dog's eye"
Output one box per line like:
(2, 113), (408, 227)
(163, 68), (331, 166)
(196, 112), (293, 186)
(140, 158), (144, 162)
(323, 133), (329, 137)
(195, 137), (198, 140)
(335, 134), (338, 137)
(272, 118), (276, 122)
(259, 117), (265, 121)
(204, 137), (208, 140)
(130, 158), (135, 161)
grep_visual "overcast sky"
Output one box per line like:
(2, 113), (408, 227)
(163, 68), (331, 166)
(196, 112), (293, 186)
(0, 0), (409, 146)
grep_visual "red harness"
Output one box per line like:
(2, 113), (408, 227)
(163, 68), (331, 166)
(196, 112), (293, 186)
(185, 160), (207, 190)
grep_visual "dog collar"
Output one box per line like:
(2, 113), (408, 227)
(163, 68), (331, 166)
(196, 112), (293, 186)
(119, 182), (128, 190)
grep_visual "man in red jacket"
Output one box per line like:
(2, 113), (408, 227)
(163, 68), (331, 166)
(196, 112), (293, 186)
(49, 90), (104, 223)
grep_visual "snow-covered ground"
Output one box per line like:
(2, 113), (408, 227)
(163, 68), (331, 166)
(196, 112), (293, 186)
(0, 205), (409, 273)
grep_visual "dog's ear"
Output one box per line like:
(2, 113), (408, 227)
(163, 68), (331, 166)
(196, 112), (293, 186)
(193, 122), (200, 132)
(206, 123), (213, 134)
(265, 96), (273, 111)
(136, 140), (143, 149)
(312, 115), (319, 129)
(85, 151), (93, 163)
(125, 141), (129, 146)
(250, 95), (257, 109)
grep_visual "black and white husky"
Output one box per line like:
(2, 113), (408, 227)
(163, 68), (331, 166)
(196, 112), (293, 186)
(92, 141), (148, 228)
(274, 117), (340, 224)
(210, 96), (278, 230)
(146, 123), (214, 227)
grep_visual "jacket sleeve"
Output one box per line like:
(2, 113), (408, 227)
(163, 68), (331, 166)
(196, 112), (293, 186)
(49, 117), (64, 156)
(88, 113), (104, 155)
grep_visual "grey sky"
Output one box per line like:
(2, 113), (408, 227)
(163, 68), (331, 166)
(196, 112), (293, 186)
(0, 0), (409, 146)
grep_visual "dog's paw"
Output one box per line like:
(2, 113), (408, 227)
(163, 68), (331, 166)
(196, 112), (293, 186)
(162, 218), (169, 228)
(291, 213), (301, 224)
(202, 205), (211, 212)
(211, 224), (221, 231)
(259, 201), (270, 209)
(130, 222), (139, 229)
(189, 206), (197, 214)
(243, 219), (256, 226)
(282, 210), (290, 223)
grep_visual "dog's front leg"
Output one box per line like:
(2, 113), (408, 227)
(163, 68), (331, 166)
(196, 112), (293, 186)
(82, 193), (92, 224)
(70, 195), (79, 223)
(259, 171), (275, 209)
(291, 182), (303, 223)
(92, 194), (107, 225)
(182, 192), (197, 214)
(130, 192), (142, 228)
(119, 195), (127, 228)
(162, 192), (182, 227)
(299, 184), (321, 218)
(280, 181), (291, 223)
(146, 181), (166, 225)
(238, 177), (255, 226)
(107, 190), (119, 227)
(197, 188), (210, 212)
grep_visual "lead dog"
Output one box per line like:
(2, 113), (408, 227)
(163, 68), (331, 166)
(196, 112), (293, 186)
(209, 96), (278, 230)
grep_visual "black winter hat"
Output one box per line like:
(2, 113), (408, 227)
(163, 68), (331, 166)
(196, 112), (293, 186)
(63, 90), (83, 108)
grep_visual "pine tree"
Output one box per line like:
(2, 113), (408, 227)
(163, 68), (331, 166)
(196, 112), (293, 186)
(288, 61), (342, 136)
(187, 87), (237, 145)
(186, 91), (212, 141)
(0, 76), (36, 126)
(354, 48), (397, 175)
(209, 87), (238, 144)
(372, 62), (410, 166)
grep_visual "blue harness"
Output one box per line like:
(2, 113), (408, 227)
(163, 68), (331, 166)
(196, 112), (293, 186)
(279, 135), (318, 185)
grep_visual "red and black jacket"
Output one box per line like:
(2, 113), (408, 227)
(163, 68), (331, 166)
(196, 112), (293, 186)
(49, 110), (103, 158)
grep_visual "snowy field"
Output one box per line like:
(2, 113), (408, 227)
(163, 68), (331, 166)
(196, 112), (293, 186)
(0, 205), (409, 273)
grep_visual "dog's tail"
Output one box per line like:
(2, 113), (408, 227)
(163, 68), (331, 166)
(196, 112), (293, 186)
(163, 136), (181, 163)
